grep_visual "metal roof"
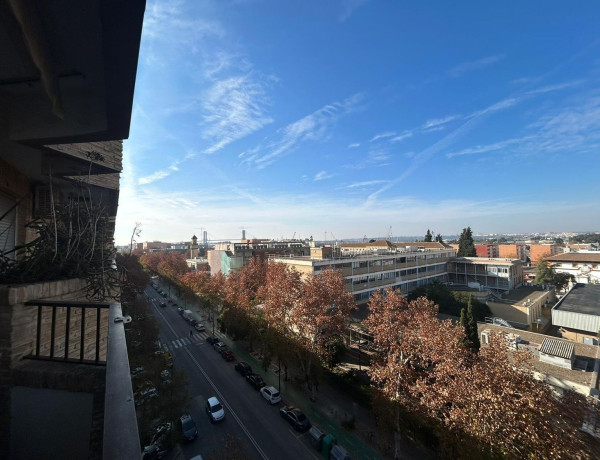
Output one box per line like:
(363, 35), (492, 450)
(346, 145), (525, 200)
(539, 338), (574, 360)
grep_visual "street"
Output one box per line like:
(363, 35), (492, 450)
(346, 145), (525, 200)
(144, 286), (319, 460)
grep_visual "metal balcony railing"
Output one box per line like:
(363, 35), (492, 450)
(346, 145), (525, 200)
(24, 300), (112, 364)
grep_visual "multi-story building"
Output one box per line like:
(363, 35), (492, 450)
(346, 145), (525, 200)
(545, 252), (600, 284)
(475, 244), (499, 258)
(447, 257), (524, 292)
(529, 244), (561, 265)
(498, 243), (527, 262)
(208, 239), (311, 275)
(0, 3), (145, 458)
(272, 243), (455, 305)
(552, 283), (600, 344)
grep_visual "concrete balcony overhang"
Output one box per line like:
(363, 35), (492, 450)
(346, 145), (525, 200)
(0, 0), (146, 146)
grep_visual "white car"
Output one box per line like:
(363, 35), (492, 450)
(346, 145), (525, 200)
(260, 385), (281, 404)
(206, 396), (225, 422)
(194, 322), (205, 332)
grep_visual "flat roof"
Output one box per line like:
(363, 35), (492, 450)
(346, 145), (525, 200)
(555, 284), (600, 316)
(501, 286), (549, 303)
(451, 257), (521, 265)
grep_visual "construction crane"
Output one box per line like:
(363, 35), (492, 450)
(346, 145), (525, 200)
(386, 226), (393, 242)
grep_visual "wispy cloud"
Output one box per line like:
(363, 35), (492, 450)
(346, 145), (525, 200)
(422, 115), (460, 130)
(345, 180), (388, 188)
(314, 171), (333, 181)
(390, 132), (413, 143)
(370, 131), (396, 142)
(245, 93), (364, 168)
(202, 74), (273, 154)
(348, 142), (361, 148)
(143, 0), (224, 47)
(339, 0), (369, 22)
(446, 137), (531, 159)
(345, 149), (392, 169)
(447, 54), (505, 78)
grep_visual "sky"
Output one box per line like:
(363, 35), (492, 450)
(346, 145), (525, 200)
(115, 0), (600, 245)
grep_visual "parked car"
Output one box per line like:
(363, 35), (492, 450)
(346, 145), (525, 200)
(235, 361), (253, 377)
(194, 322), (205, 332)
(159, 302), (166, 308)
(260, 386), (282, 404)
(177, 307), (184, 315)
(131, 366), (145, 376)
(245, 373), (265, 390)
(172, 302), (178, 307)
(142, 442), (168, 460)
(213, 342), (228, 353)
(206, 336), (219, 345)
(206, 396), (225, 423)
(160, 370), (171, 383)
(221, 350), (235, 361)
(180, 413), (198, 441)
(280, 406), (311, 432)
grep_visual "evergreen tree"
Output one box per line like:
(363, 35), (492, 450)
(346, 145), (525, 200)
(435, 233), (444, 244)
(424, 229), (433, 242)
(457, 226), (476, 257)
(534, 259), (555, 285)
(467, 297), (480, 353)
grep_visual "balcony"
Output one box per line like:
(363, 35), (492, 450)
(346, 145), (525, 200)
(1, 280), (139, 459)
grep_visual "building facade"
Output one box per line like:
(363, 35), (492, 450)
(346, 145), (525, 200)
(545, 252), (600, 284)
(498, 243), (527, 261)
(447, 257), (524, 292)
(475, 244), (499, 258)
(272, 244), (456, 305)
(529, 244), (561, 265)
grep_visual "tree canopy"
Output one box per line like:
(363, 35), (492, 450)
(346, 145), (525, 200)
(457, 226), (476, 257)
(424, 229), (433, 242)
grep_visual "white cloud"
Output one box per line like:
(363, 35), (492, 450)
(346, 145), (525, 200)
(370, 131), (396, 142)
(348, 142), (361, 148)
(345, 180), (387, 188)
(246, 93), (364, 168)
(447, 54), (505, 78)
(446, 137), (531, 159)
(390, 132), (413, 143)
(422, 115), (460, 130)
(202, 74), (273, 154)
(314, 170), (333, 181)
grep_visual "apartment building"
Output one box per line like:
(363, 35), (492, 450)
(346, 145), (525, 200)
(529, 243), (561, 264)
(208, 239), (311, 275)
(0, 2), (145, 458)
(546, 252), (600, 285)
(475, 244), (499, 258)
(272, 243), (456, 305)
(498, 243), (527, 261)
(447, 257), (524, 292)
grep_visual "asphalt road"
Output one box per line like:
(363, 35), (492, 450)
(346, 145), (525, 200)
(144, 285), (319, 460)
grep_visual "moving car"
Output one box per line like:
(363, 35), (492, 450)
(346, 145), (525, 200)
(280, 406), (311, 432)
(180, 413), (198, 441)
(235, 361), (252, 376)
(194, 322), (205, 332)
(221, 350), (235, 361)
(213, 342), (228, 353)
(260, 386), (282, 404)
(206, 396), (225, 423)
(159, 302), (166, 308)
(245, 373), (265, 390)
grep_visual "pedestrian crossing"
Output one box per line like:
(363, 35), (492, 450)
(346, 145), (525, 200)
(167, 329), (226, 350)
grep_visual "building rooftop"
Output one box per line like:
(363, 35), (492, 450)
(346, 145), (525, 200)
(546, 252), (600, 263)
(451, 257), (521, 265)
(554, 284), (600, 316)
(501, 285), (549, 304)
(539, 338), (574, 360)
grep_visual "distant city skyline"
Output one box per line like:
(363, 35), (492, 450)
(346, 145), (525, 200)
(115, 1), (600, 245)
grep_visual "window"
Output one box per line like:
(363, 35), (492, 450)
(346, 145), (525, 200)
(0, 193), (17, 260)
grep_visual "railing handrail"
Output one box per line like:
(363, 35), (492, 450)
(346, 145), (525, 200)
(25, 300), (112, 308)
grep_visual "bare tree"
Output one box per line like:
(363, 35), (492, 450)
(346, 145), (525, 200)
(129, 221), (142, 254)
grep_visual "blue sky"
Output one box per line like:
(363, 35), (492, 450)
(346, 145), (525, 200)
(115, 0), (600, 245)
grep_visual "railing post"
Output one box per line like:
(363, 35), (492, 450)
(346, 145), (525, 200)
(80, 306), (86, 361)
(64, 306), (71, 359)
(50, 306), (57, 358)
(95, 307), (101, 364)
(36, 305), (42, 358)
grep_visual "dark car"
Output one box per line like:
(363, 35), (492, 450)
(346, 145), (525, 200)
(280, 406), (311, 432)
(235, 361), (253, 376)
(180, 413), (197, 441)
(213, 342), (228, 353)
(221, 350), (235, 361)
(159, 302), (166, 308)
(206, 336), (219, 345)
(245, 373), (266, 390)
